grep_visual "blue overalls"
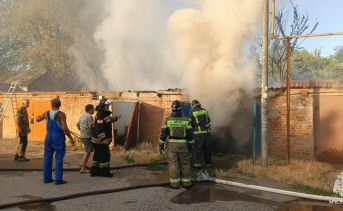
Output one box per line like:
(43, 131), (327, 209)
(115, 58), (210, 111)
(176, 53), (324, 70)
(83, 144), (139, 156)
(43, 110), (66, 183)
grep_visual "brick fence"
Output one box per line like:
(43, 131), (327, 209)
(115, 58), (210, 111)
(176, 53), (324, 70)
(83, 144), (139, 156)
(2, 88), (343, 162)
(0, 90), (187, 144)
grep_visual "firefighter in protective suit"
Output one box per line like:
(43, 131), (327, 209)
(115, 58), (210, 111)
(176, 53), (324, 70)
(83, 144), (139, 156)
(189, 99), (212, 168)
(160, 100), (194, 189)
(91, 98), (120, 177)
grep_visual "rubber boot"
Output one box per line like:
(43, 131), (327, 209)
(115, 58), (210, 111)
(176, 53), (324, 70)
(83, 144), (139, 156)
(182, 181), (193, 188)
(170, 182), (180, 189)
(100, 167), (113, 177)
(90, 165), (99, 177)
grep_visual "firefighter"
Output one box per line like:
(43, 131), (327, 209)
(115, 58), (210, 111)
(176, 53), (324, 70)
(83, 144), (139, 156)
(189, 99), (212, 168)
(160, 100), (194, 189)
(91, 98), (121, 177)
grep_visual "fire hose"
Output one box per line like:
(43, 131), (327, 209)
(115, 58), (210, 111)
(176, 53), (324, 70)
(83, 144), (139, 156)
(0, 182), (171, 209)
(0, 162), (168, 172)
(197, 171), (343, 202)
(0, 162), (170, 209)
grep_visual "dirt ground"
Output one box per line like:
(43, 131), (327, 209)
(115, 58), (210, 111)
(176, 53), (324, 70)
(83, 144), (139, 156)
(2, 138), (343, 210)
(1, 137), (342, 197)
(0, 138), (82, 158)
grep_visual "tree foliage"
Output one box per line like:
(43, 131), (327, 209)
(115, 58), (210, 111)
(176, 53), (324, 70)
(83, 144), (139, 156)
(0, 0), (92, 85)
(292, 48), (343, 80)
(256, 2), (318, 85)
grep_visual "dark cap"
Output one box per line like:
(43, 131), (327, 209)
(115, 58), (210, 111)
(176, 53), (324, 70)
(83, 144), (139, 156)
(51, 98), (61, 107)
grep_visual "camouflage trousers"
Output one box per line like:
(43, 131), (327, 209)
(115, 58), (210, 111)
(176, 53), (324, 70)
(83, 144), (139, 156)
(16, 135), (28, 157)
(167, 143), (191, 187)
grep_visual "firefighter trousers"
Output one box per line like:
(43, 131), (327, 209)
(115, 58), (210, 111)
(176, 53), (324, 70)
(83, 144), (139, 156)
(167, 143), (191, 185)
(91, 143), (111, 176)
(194, 134), (212, 167)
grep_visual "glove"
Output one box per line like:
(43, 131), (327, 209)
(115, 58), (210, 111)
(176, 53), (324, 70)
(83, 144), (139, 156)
(159, 144), (165, 154)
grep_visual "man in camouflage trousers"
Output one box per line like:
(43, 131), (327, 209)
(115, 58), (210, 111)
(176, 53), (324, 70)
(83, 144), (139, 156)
(159, 100), (194, 189)
(15, 99), (31, 161)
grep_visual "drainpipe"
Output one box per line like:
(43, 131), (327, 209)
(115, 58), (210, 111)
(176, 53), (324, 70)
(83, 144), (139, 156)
(261, 0), (269, 168)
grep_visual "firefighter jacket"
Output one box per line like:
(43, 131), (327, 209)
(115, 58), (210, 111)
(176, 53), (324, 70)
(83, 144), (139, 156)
(189, 106), (211, 136)
(91, 109), (118, 144)
(159, 115), (194, 145)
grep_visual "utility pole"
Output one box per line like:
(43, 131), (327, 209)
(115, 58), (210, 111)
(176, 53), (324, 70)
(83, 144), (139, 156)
(261, 0), (269, 168)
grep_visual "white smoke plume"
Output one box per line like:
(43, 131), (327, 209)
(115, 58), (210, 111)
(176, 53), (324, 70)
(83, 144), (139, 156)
(75, 0), (260, 146)
(93, 0), (186, 91)
(168, 0), (260, 131)
(69, 0), (111, 91)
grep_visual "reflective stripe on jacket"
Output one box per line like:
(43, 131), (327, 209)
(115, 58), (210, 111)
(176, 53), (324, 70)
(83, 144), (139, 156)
(189, 107), (211, 135)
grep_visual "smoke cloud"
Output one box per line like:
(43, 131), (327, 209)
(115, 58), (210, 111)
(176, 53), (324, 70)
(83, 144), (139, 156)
(69, 0), (111, 91)
(73, 0), (260, 147)
(93, 0), (185, 91)
(168, 0), (260, 147)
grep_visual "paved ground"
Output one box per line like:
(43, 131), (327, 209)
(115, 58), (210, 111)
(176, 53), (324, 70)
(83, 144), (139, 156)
(1, 139), (343, 210)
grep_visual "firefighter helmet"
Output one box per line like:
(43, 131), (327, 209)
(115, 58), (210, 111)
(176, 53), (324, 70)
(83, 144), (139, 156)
(99, 98), (111, 109)
(171, 100), (182, 112)
(191, 99), (201, 108)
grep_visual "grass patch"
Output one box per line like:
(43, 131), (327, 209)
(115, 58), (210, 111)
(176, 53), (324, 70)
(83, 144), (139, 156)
(212, 155), (233, 162)
(292, 184), (334, 196)
(146, 163), (166, 171)
(238, 159), (334, 193)
(124, 156), (135, 164)
(208, 169), (216, 178)
(214, 169), (228, 178)
(112, 142), (166, 164)
(239, 171), (255, 178)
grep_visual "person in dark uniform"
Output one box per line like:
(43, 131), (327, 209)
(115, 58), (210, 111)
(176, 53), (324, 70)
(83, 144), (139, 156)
(189, 99), (212, 168)
(36, 98), (75, 185)
(91, 98), (121, 177)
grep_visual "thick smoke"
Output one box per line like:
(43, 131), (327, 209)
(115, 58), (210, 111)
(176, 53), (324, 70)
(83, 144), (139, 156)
(93, 0), (184, 91)
(168, 0), (260, 132)
(69, 0), (111, 91)
(72, 0), (260, 148)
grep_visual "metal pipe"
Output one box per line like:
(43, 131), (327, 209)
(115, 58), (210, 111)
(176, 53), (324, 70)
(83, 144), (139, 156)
(271, 0), (343, 165)
(253, 103), (257, 162)
(273, 32), (343, 40)
(271, 0), (343, 39)
(261, 0), (269, 168)
(287, 38), (291, 164)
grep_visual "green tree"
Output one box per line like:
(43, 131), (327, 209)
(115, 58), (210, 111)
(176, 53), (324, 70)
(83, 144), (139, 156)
(0, 0), (92, 85)
(332, 46), (343, 65)
(292, 48), (343, 80)
(255, 2), (318, 85)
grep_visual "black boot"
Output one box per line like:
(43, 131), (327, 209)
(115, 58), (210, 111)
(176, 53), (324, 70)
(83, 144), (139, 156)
(99, 167), (113, 177)
(90, 165), (99, 177)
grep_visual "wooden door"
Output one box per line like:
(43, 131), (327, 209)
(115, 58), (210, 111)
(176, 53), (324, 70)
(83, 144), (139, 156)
(26, 101), (51, 141)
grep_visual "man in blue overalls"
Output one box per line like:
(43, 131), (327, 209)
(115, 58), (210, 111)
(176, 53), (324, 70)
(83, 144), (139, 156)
(36, 98), (75, 185)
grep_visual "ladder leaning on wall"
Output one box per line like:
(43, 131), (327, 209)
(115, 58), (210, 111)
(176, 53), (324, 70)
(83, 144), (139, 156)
(0, 81), (18, 123)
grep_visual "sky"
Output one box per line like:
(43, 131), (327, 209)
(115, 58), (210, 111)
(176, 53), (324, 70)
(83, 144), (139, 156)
(282, 0), (343, 57)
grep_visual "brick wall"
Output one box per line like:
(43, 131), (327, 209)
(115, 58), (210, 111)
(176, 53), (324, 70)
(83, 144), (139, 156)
(268, 89), (314, 160)
(0, 92), (96, 140)
(103, 90), (189, 143)
(4, 88), (339, 161)
(0, 90), (188, 145)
